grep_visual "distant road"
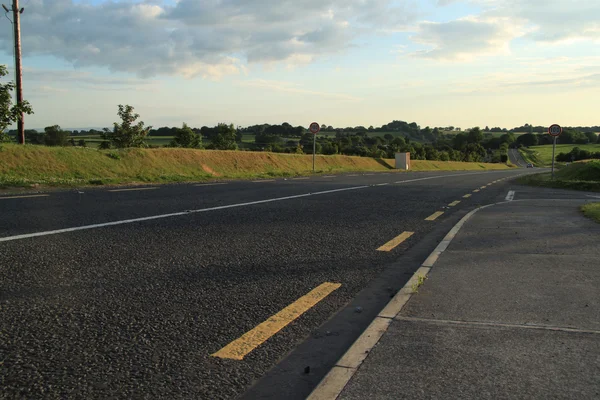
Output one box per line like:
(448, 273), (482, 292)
(509, 148), (527, 167)
(1, 169), (537, 399)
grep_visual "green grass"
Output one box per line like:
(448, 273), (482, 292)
(519, 144), (600, 167)
(516, 161), (600, 192)
(0, 144), (510, 189)
(581, 203), (600, 223)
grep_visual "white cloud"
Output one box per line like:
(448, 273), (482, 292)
(410, 16), (526, 61)
(465, 0), (600, 43)
(0, 0), (417, 79)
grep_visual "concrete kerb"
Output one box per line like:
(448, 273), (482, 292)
(306, 202), (498, 400)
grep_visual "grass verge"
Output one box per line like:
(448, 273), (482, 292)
(516, 161), (600, 192)
(0, 144), (510, 189)
(581, 203), (600, 223)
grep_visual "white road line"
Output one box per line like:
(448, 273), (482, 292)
(586, 195), (600, 199)
(252, 179), (275, 183)
(394, 171), (511, 185)
(322, 175), (336, 178)
(292, 177), (309, 180)
(363, 174), (375, 176)
(0, 186), (369, 243)
(194, 183), (228, 187)
(505, 190), (516, 201)
(0, 194), (50, 200)
(376, 183), (390, 186)
(108, 187), (158, 192)
(347, 174), (359, 177)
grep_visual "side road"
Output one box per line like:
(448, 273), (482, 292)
(315, 198), (600, 399)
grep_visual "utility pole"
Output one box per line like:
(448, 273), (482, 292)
(3, 0), (24, 143)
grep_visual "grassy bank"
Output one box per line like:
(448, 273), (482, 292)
(516, 161), (600, 192)
(0, 144), (510, 188)
(519, 144), (600, 167)
(581, 203), (600, 223)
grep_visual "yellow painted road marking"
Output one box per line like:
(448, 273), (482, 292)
(462, 194), (472, 198)
(448, 201), (461, 207)
(0, 194), (49, 200)
(108, 187), (158, 192)
(473, 189), (480, 193)
(377, 231), (414, 252)
(212, 282), (341, 360)
(425, 211), (444, 221)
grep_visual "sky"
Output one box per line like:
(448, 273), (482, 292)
(0, 0), (599, 130)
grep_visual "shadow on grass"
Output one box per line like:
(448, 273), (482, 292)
(374, 158), (394, 169)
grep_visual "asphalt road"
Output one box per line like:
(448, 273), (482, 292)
(509, 148), (527, 167)
(0, 168), (539, 399)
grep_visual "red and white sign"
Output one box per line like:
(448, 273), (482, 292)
(309, 122), (320, 134)
(548, 124), (562, 137)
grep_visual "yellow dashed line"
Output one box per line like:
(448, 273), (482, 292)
(480, 186), (487, 189)
(211, 282), (341, 360)
(473, 189), (480, 193)
(425, 211), (444, 221)
(448, 201), (461, 207)
(463, 194), (472, 198)
(377, 231), (414, 252)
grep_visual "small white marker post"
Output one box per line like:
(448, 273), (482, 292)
(309, 122), (320, 172)
(548, 124), (562, 179)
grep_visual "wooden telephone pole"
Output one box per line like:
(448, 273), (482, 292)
(3, 0), (24, 143)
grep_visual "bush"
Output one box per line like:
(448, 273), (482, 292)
(44, 125), (70, 146)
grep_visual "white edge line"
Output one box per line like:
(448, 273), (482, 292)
(0, 171), (520, 244)
(0, 186), (369, 243)
(306, 202), (497, 400)
(0, 194), (50, 200)
(194, 183), (228, 187)
(108, 187), (158, 192)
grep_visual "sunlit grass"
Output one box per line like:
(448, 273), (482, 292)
(0, 144), (510, 188)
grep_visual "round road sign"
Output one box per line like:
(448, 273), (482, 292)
(548, 124), (562, 137)
(309, 122), (320, 134)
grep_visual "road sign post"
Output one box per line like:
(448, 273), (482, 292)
(548, 124), (562, 179)
(309, 122), (320, 172)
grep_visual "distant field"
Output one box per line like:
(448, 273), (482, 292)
(73, 135), (174, 148)
(519, 144), (600, 166)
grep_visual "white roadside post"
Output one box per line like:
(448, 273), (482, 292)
(309, 122), (320, 172)
(548, 124), (562, 180)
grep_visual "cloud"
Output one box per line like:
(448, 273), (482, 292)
(0, 0), (417, 79)
(410, 16), (525, 61)
(238, 79), (361, 101)
(473, 0), (600, 43)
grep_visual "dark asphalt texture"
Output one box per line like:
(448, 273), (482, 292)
(0, 169), (536, 399)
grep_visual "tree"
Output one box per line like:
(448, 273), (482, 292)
(107, 104), (151, 148)
(210, 123), (238, 150)
(467, 127), (483, 144)
(453, 133), (468, 149)
(0, 65), (34, 139)
(44, 125), (69, 146)
(171, 123), (201, 148)
(516, 133), (538, 147)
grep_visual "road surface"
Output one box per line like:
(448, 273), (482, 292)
(509, 148), (527, 167)
(0, 168), (536, 399)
